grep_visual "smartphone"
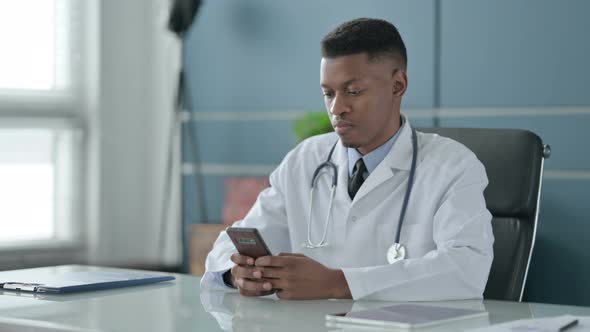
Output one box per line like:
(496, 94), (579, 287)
(226, 227), (272, 258)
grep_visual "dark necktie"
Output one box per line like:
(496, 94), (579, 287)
(348, 158), (367, 199)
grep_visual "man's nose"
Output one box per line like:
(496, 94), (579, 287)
(329, 95), (349, 116)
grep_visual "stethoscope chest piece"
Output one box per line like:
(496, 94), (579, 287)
(386, 243), (406, 264)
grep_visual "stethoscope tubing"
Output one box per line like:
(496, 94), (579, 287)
(395, 127), (418, 244)
(306, 126), (418, 249)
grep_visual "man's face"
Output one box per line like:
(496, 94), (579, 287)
(320, 53), (406, 155)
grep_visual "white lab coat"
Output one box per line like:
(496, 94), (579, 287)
(201, 115), (494, 301)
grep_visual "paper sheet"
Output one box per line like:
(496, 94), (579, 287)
(467, 315), (589, 332)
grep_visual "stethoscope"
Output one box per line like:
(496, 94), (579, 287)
(303, 126), (418, 265)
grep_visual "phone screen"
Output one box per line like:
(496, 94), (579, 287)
(226, 227), (272, 258)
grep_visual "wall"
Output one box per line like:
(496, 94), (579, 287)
(438, 0), (590, 307)
(183, 0), (590, 306)
(182, 0), (436, 222)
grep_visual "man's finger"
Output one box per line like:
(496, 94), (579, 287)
(276, 289), (295, 300)
(257, 267), (284, 279)
(230, 253), (254, 266)
(239, 288), (275, 297)
(267, 277), (291, 291)
(231, 265), (262, 279)
(278, 252), (306, 257)
(236, 278), (273, 292)
(255, 255), (289, 267)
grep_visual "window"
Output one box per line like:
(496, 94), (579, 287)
(0, 1), (56, 90)
(0, 128), (79, 243)
(0, 0), (87, 250)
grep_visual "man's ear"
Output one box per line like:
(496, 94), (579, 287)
(392, 70), (408, 97)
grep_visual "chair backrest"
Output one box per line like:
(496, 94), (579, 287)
(419, 127), (547, 301)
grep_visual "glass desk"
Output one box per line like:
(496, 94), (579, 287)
(0, 265), (588, 331)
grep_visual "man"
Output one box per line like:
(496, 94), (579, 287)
(201, 18), (494, 301)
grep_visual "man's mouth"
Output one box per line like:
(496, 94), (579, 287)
(333, 121), (353, 134)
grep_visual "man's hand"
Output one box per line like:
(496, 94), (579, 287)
(229, 253), (275, 297)
(253, 253), (352, 300)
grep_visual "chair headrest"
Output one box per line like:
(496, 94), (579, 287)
(419, 128), (544, 219)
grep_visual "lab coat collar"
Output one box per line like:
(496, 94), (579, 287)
(330, 132), (354, 203)
(352, 114), (414, 202)
(332, 113), (414, 203)
(333, 113), (413, 171)
(382, 113), (414, 172)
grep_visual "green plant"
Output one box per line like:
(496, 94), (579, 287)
(293, 111), (333, 142)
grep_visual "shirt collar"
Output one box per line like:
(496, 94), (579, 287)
(347, 116), (406, 177)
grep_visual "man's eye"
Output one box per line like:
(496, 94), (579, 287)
(323, 92), (334, 98)
(347, 90), (361, 96)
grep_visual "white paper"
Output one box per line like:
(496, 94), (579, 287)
(467, 314), (589, 332)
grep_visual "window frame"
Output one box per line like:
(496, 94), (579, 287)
(0, 0), (92, 265)
(0, 118), (85, 253)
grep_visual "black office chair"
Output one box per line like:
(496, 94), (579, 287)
(419, 127), (550, 301)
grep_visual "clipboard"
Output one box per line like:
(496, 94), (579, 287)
(0, 268), (175, 294)
(326, 303), (489, 330)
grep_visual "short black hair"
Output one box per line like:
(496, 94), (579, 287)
(321, 18), (407, 67)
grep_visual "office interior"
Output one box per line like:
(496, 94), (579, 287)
(0, 0), (588, 311)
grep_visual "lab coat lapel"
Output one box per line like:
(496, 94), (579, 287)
(351, 117), (414, 203)
(328, 140), (354, 245)
(332, 141), (351, 203)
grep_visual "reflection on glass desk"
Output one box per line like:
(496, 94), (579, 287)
(0, 265), (589, 331)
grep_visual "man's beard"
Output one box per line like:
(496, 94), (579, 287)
(340, 139), (359, 149)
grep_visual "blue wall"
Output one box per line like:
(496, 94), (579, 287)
(183, 0), (590, 306)
(437, 0), (590, 307)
